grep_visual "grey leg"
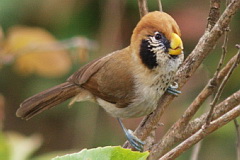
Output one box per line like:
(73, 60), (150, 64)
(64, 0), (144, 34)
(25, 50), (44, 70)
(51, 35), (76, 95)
(117, 118), (145, 151)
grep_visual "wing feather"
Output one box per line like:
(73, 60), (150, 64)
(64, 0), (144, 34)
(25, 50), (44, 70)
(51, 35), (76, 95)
(68, 47), (135, 108)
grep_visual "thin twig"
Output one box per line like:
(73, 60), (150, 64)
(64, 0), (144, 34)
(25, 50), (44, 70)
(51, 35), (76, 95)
(166, 53), (240, 134)
(206, 47), (240, 125)
(158, 0), (163, 12)
(234, 119), (240, 160)
(215, 30), (229, 78)
(220, 0), (231, 65)
(184, 90), (240, 138)
(123, 0), (240, 150)
(190, 105), (212, 160)
(205, 0), (231, 125)
(190, 141), (202, 160)
(159, 105), (240, 160)
(149, 89), (240, 160)
(138, 0), (148, 18)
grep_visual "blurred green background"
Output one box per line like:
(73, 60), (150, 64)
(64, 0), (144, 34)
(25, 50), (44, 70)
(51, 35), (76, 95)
(0, 0), (239, 159)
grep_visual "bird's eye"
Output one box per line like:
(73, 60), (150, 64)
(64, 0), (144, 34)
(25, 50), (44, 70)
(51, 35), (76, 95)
(154, 33), (162, 40)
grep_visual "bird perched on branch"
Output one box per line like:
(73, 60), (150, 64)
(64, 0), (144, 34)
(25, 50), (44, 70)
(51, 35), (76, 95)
(16, 11), (184, 151)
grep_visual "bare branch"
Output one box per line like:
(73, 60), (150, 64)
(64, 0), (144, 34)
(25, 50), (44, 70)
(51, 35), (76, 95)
(138, 0), (148, 18)
(149, 90), (240, 159)
(158, 0), (163, 12)
(234, 119), (240, 160)
(159, 105), (240, 160)
(148, 51), (240, 158)
(207, 0), (221, 31)
(205, 0), (231, 125)
(176, 0), (240, 89)
(157, 36), (234, 140)
(215, 30), (229, 79)
(123, 0), (240, 150)
(206, 47), (240, 124)
(181, 51), (239, 128)
(144, 129), (156, 151)
(184, 90), (240, 137)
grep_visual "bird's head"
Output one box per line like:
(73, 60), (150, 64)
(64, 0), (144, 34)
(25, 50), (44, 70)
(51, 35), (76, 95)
(130, 11), (184, 69)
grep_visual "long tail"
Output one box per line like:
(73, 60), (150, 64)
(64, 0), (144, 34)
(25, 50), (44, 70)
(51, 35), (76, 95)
(16, 82), (81, 120)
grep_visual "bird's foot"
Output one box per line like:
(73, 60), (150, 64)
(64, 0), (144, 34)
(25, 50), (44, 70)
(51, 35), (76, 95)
(124, 129), (145, 152)
(167, 82), (181, 96)
(117, 118), (145, 152)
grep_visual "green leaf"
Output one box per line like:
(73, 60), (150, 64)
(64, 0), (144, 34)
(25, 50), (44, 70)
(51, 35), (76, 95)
(32, 151), (72, 160)
(52, 146), (149, 160)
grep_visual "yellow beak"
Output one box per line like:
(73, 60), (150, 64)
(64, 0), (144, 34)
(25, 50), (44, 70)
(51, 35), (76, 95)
(169, 33), (183, 55)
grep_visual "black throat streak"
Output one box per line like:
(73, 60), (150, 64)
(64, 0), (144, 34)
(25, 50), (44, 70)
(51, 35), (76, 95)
(139, 39), (158, 69)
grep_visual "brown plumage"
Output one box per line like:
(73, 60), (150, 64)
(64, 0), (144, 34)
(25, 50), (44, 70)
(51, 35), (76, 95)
(16, 11), (184, 151)
(131, 11), (181, 47)
(17, 11), (183, 122)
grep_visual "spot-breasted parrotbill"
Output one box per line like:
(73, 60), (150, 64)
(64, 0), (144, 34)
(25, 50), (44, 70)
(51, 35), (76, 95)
(16, 11), (184, 151)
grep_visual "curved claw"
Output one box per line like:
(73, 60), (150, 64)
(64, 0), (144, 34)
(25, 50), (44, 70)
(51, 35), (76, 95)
(167, 82), (181, 96)
(127, 130), (145, 145)
(126, 132), (144, 151)
(126, 129), (144, 151)
(117, 118), (145, 152)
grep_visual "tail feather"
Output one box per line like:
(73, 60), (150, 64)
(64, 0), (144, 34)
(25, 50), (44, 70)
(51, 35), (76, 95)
(16, 82), (81, 120)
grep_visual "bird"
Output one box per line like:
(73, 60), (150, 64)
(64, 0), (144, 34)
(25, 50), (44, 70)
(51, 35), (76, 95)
(16, 11), (184, 151)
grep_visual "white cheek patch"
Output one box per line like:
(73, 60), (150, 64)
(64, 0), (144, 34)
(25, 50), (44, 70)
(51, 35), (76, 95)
(149, 37), (160, 46)
(150, 46), (164, 54)
(148, 37), (165, 54)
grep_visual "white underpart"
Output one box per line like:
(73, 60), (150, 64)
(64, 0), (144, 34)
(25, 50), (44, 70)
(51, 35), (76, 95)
(99, 51), (183, 118)
(98, 68), (165, 118)
(72, 46), (183, 119)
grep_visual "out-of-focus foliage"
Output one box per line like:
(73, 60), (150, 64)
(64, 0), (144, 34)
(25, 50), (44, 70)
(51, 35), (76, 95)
(52, 146), (149, 160)
(0, 25), (95, 78)
(0, 131), (42, 160)
(6, 132), (42, 160)
(3, 26), (71, 77)
(0, 26), (95, 78)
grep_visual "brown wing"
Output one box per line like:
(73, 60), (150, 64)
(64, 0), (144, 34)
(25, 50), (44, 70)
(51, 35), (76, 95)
(67, 47), (135, 108)
(68, 54), (112, 84)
